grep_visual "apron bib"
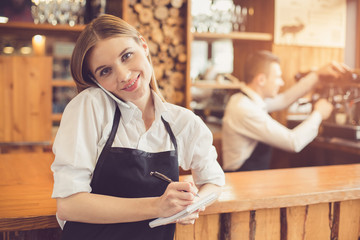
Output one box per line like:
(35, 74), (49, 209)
(61, 105), (179, 240)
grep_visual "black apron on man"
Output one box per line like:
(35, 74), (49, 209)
(61, 105), (179, 240)
(235, 89), (272, 172)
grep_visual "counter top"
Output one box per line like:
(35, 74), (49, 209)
(182, 164), (360, 215)
(1, 153), (360, 233)
(0, 153), (58, 231)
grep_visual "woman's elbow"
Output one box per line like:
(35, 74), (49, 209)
(56, 198), (70, 221)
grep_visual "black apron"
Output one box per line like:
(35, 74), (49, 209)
(61, 106), (179, 240)
(236, 89), (272, 171)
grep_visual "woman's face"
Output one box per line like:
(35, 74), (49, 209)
(88, 36), (152, 103)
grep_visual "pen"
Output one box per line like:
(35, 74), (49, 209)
(150, 171), (200, 197)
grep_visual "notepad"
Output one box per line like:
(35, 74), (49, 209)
(149, 192), (218, 228)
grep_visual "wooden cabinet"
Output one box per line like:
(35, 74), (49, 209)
(0, 22), (83, 124)
(0, 56), (52, 143)
(185, 0), (274, 114)
(0, 22), (84, 151)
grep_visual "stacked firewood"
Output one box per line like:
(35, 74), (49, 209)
(125, 0), (186, 105)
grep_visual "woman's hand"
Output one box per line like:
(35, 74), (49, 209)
(157, 182), (199, 218)
(176, 206), (206, 225)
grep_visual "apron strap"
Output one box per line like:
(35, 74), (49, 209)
(91, 105), (120, 187)
(161, 117), (178, 153)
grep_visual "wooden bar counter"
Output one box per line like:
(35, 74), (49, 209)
(177, 164), (360, 240)
(1, 153), (360, 239)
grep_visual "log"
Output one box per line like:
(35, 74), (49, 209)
(175, 63), (186, 71)
(154, 64), (165, 81)
(171, 0), (183, 8)
(138, 8), (153, 24)
(153, 0), (171, 6)
(128, 0), (137, 6)
(177, 53), (187, 63)
(175, 90), (184, 103)
(154, 6), (169, 20)
(133, 3), (143, 13)
(141, 0), (152, 7)
(164, 57), (175, 70)
(151, 28), (164, 44)
(169, 8), (180, 18)
(147, 40), (159, 56)
(169, 71), (185, 89)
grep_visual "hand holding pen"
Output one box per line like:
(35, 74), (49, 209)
(150, 171), (200, 197)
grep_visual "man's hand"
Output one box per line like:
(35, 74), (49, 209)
(316, 62), (352, 82)
(314, 98), (334, 120)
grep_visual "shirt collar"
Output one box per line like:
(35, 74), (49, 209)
(98, 84), (169, 125)
(240, 82), (267, 110)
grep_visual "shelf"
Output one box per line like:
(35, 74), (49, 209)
(192, 81), (243, 89)
(52, 80), (76, 87)
(192, 32), (273, 41)
(0, 21), (85, 39)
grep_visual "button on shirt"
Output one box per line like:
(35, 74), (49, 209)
(51, 88), (225, 198)
(222, 82), (322, 171)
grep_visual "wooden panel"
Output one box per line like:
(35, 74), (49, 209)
(230, 211), (250, 239)
(0, 56), (52, 143)
(194, 214), (219, 240)
(175, 223), (194, 240)
(338, 199), (360, 239)
(304, 203), (331, 239)
(286, 206), (307, 240)
(254, 208), (280, 240)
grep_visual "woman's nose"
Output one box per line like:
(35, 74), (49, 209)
(114, 63), (131, 82)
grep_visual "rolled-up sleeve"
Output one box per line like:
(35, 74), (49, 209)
(178, 114), (225, 187)
(51, 91), (113, 198)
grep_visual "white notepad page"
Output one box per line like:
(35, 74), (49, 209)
(149, 192), (218, 228)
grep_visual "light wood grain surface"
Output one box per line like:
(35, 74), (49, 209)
(1, 152), (360, 234)
(181, 164), (360, 215)
(0, 153), (57, 231)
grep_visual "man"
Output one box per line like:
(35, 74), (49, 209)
(222, 50), (350, 172)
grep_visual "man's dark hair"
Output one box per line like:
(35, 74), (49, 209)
(243, 50), (280, 84)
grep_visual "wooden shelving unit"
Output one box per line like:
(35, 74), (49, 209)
(192, 32), (273, 41)
(192, 81), (243, 89)
(0, 22), (85, 39)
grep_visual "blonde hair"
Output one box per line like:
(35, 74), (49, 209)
(70, 14), (164, 101)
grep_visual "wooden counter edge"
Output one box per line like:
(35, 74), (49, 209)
(0, 215), (59, 232)
(203, 188), (360, 215)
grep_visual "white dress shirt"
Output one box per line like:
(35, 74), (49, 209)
(51, 87), (225, 198)
(222, 78), (322, 171)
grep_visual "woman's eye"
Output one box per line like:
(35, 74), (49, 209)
(122, 52), (133, 62)
(100, 67), (111, 77)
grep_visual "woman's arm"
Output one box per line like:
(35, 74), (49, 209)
(57, 181), (198, 224)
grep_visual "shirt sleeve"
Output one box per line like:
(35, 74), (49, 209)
(230, 100), (322, 153)
(51, 91), (114, 198)
(266, 72), (319, 112)
(176, 112), (225, 187)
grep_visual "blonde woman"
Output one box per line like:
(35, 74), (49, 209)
(51, 14), (225, 239)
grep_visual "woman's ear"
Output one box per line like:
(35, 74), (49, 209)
(138, 35), (149, 56)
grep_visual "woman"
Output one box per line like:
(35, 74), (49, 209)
(51, 14), (225, 240)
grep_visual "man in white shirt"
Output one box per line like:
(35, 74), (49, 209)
(222, 50), (350, 171)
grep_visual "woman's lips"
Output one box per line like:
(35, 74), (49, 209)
(122, 75), (139, 91)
